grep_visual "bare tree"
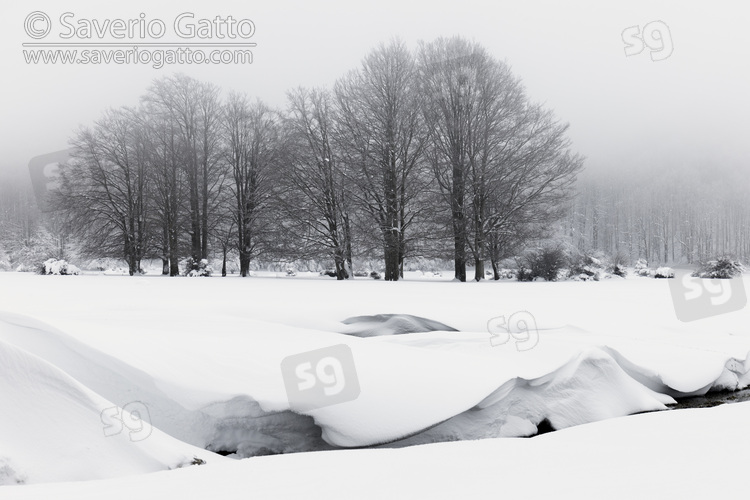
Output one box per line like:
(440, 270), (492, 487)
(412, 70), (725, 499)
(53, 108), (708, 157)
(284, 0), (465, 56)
(56, 107), (150, 275)
(419, 37), (583, 281)
(223, 93), (280, 276)
(418, 37), (479, 282)
(143, 74), (224, 268)
(139, 104), (184, 275)
(335, 40), (427, 281)
(281, 87), (353, 279)
(482, 105), (584, 278)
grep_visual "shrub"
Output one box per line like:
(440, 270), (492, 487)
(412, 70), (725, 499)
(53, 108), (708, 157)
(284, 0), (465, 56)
(609, 252), (628, 277)
(569, 253), (610, 281)
(654, 267), (675, 279)
(516, 266), (534, 282)
(39, 259), (80, 275)
(612, 263), (627, 278)
(517, 246), (567, 282)
(692, 258), (744, 279)
(492, 268), (516, 280)
(634, 258), (652, 277)
(369, 271), (382, 280)
(184, 258), (212, 277)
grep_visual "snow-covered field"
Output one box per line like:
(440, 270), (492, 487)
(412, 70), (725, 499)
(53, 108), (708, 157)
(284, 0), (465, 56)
(1, 270), (749, 498)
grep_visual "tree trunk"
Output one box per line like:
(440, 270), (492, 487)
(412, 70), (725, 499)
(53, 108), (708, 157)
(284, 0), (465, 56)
(343, 213), (353, 279)
(453, 212), (467, 282)
(383, 230), (400, 281)
(239, 218), (251, 277)
(474, 257), (484, 281)
(201, 161), (209, 260)
(169, 227), (180, 276)
(190, 185), (201, 264)
(127, 250), (137, 276)
(452, 159), (466, 282)
(491, 259), (500, 281)
(334, 253), (346, 280)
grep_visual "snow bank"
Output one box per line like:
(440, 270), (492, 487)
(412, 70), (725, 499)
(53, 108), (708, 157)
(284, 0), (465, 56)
(0, 313), (327, 460)
(0, 336), (224, 485)
(1, 272), (749, 486)
(0, 308), (673, 458)
(6, 401), (750, 499)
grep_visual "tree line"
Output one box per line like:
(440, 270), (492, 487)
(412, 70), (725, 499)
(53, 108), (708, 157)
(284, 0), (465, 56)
(22, 37), (585, 280)
(569, 162), (750, 265)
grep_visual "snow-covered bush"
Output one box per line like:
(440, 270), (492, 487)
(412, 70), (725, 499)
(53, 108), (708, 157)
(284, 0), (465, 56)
(634, 259), (652, 277)
(184, 258), (212, 277)
(612, 263), (628, 278)
(692, 258), (744, 279)
(608, 252), (628, 277)
(517, 246), (567, 282)
(370, 271), (382, 280)
(653, 267), (675, 279)
(569, 254), (610, 281)
(516, 267), (534, 282)
(39, 259), (80, 275)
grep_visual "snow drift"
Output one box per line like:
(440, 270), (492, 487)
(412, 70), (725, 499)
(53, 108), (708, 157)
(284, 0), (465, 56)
(1, 272), (749, 485)
(0, 336), (224, 485)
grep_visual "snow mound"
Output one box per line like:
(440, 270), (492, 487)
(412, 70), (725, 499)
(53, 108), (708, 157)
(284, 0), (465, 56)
(654, 267), (675, 278)
(0, 313), (325, 460)
(9, 402), (750, 500)
(2, 292), (749, 478)
(41, 259), (80, 275)
(385, 348), (672, 446)
(341, 313), (458, 337)
(0, 337), (224, 484)
(0, 311), (671, 459)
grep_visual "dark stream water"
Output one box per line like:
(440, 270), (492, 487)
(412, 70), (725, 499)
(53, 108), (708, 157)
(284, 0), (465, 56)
(668, 387), (750, 410)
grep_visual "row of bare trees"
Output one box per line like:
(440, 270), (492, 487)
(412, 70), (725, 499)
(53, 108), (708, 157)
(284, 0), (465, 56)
(50, 37), (582, 280)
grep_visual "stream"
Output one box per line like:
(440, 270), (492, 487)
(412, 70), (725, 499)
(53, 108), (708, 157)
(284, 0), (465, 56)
(668, 387), (750, 410)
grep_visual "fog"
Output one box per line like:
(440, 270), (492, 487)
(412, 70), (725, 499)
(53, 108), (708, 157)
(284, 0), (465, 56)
(0, 0), (748, 179)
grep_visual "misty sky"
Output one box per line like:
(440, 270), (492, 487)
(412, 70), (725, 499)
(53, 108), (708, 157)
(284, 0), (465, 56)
(1, 0), (747, 180)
